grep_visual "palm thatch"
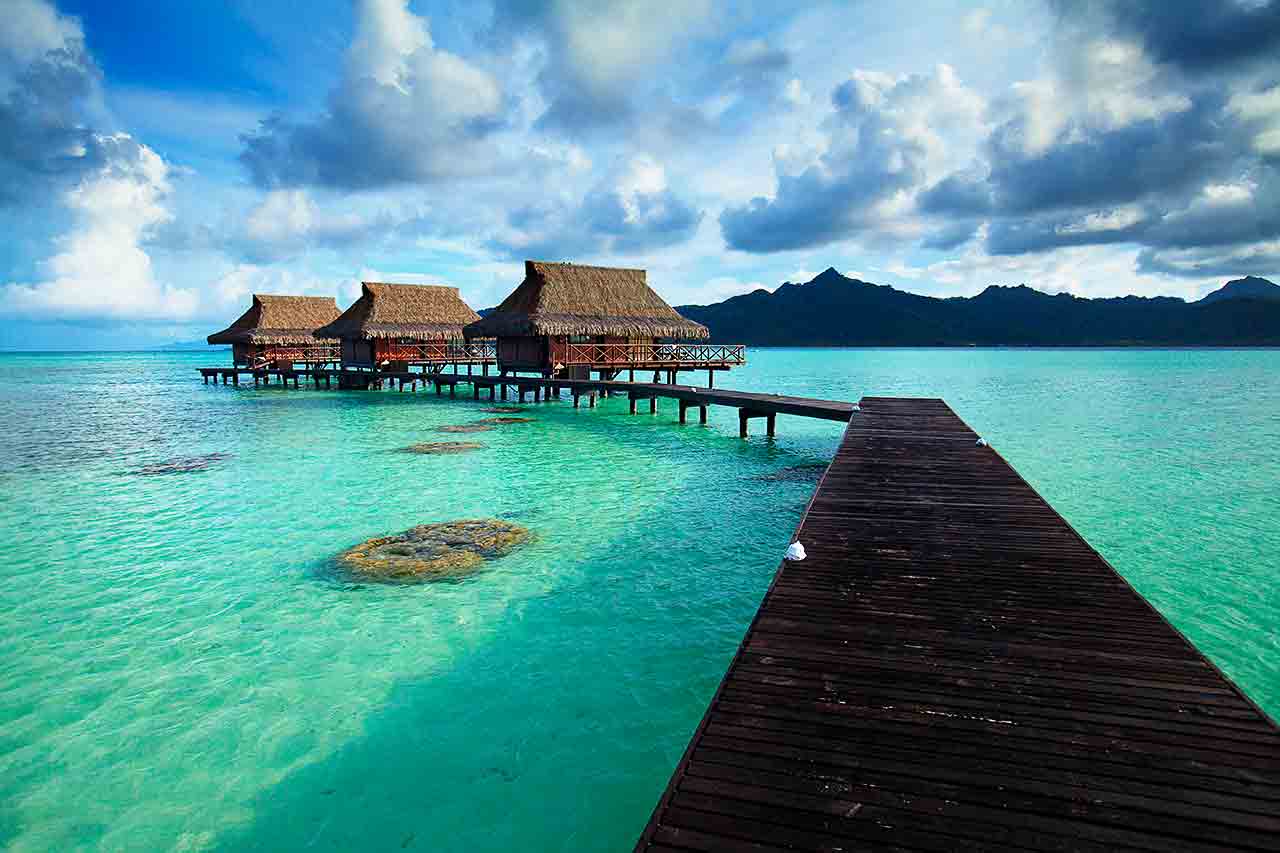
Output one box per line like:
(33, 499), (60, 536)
(315, 283), (481, 341)
(464, 261), (710, 339)
(207, 295), (341, 345)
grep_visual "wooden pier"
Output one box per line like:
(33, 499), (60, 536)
(636, 397), (1280, 852)
(197, 366), (326, 387)
(427, 372), (854, 435)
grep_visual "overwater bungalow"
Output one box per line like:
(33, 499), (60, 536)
(206, 294), (341, 369)
(463, 260), (745, 385)
(314, 282), (495, 373)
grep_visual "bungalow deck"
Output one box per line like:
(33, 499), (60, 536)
(635, 397), (1280, 851)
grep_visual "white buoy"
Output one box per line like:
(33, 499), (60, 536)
(785, 541), (807, 561)
(976, 437), (988, 447)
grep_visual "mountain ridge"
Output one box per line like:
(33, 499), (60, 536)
(676, 270), (1280, 346)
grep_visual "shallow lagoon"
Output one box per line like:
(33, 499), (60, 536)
(0, 348), (1276, 851)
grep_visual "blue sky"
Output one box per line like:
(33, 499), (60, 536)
(1, 0), (1278, 348)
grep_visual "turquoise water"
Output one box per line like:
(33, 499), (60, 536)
(0, 348), (1276, 851)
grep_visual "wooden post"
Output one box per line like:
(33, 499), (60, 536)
(739, 408), (749, 438)
(501, 384), (508, 401)
(708, 369), (714, 389)
(233, 372), (239, 386)
(767, 413), (776, 437)
(699, 405), (707, 424)
(649, 396), (657, 415)
(589, 392), (596, 408)
(629, 368), (635, 382)
(435, 380), (443, 395)
(473, 384), (481, 400)
(253, 374), (259, 387)
(679, 400), (690, 424)
(629, 396), (637, 415)
(449, 383), (455, 397)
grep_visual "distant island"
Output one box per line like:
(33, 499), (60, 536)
(677, 273), (1280, 347)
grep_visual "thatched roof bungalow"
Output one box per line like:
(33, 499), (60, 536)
(315, 282), (485, 368)
(465, 261), (730, 378)
(207, 294), (341, 367)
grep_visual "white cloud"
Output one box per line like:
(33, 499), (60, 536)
(721, 63), (987, 253)
(783, 78), (812, 107)
(703, 275), (769, 300)
(1229, 84), (1280, 156)
(3, 135), (199, 321)
(239, 189), (371, 260)
(240, 0), (504, 189)
(891, 235), (1215, 300)
(0, 0), (82, 84)
(1056, 205), (1146, 235)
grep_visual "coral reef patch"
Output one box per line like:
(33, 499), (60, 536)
(135, 453), (232, 475)
(399, 442), (485, 455)
(338, 519), (532, 581)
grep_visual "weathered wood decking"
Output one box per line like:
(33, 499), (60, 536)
(637, 396), (1280, 852)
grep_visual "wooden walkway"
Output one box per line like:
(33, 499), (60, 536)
(427, 372), (856, 434)
(198, 367), (849, 435)
(637, 397), (1280, 852)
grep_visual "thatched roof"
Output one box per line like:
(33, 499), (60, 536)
(314, 283), (481, 341)
(464, 261), (709, 339)
(207, 294), (341, 345)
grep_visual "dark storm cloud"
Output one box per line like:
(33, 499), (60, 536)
(920, 220), (980, 251)
(1137, 244), (1280, 278)
(918, 173), (993, 216)
(910, 4), (1280, 268)
(0, 43), (107, 205)
(985, 97), (1230, 214)
(986, 215), (1144, 255)
(719, 164), (910, 253)
(1079, 0), (1280, 72)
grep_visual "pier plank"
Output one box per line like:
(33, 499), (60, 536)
(635, 397), (1280, 852)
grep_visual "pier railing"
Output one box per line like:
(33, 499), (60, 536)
(380, 340), (497, 364)
(251, 345), (341, 367)
(551, 341), (746, 368)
